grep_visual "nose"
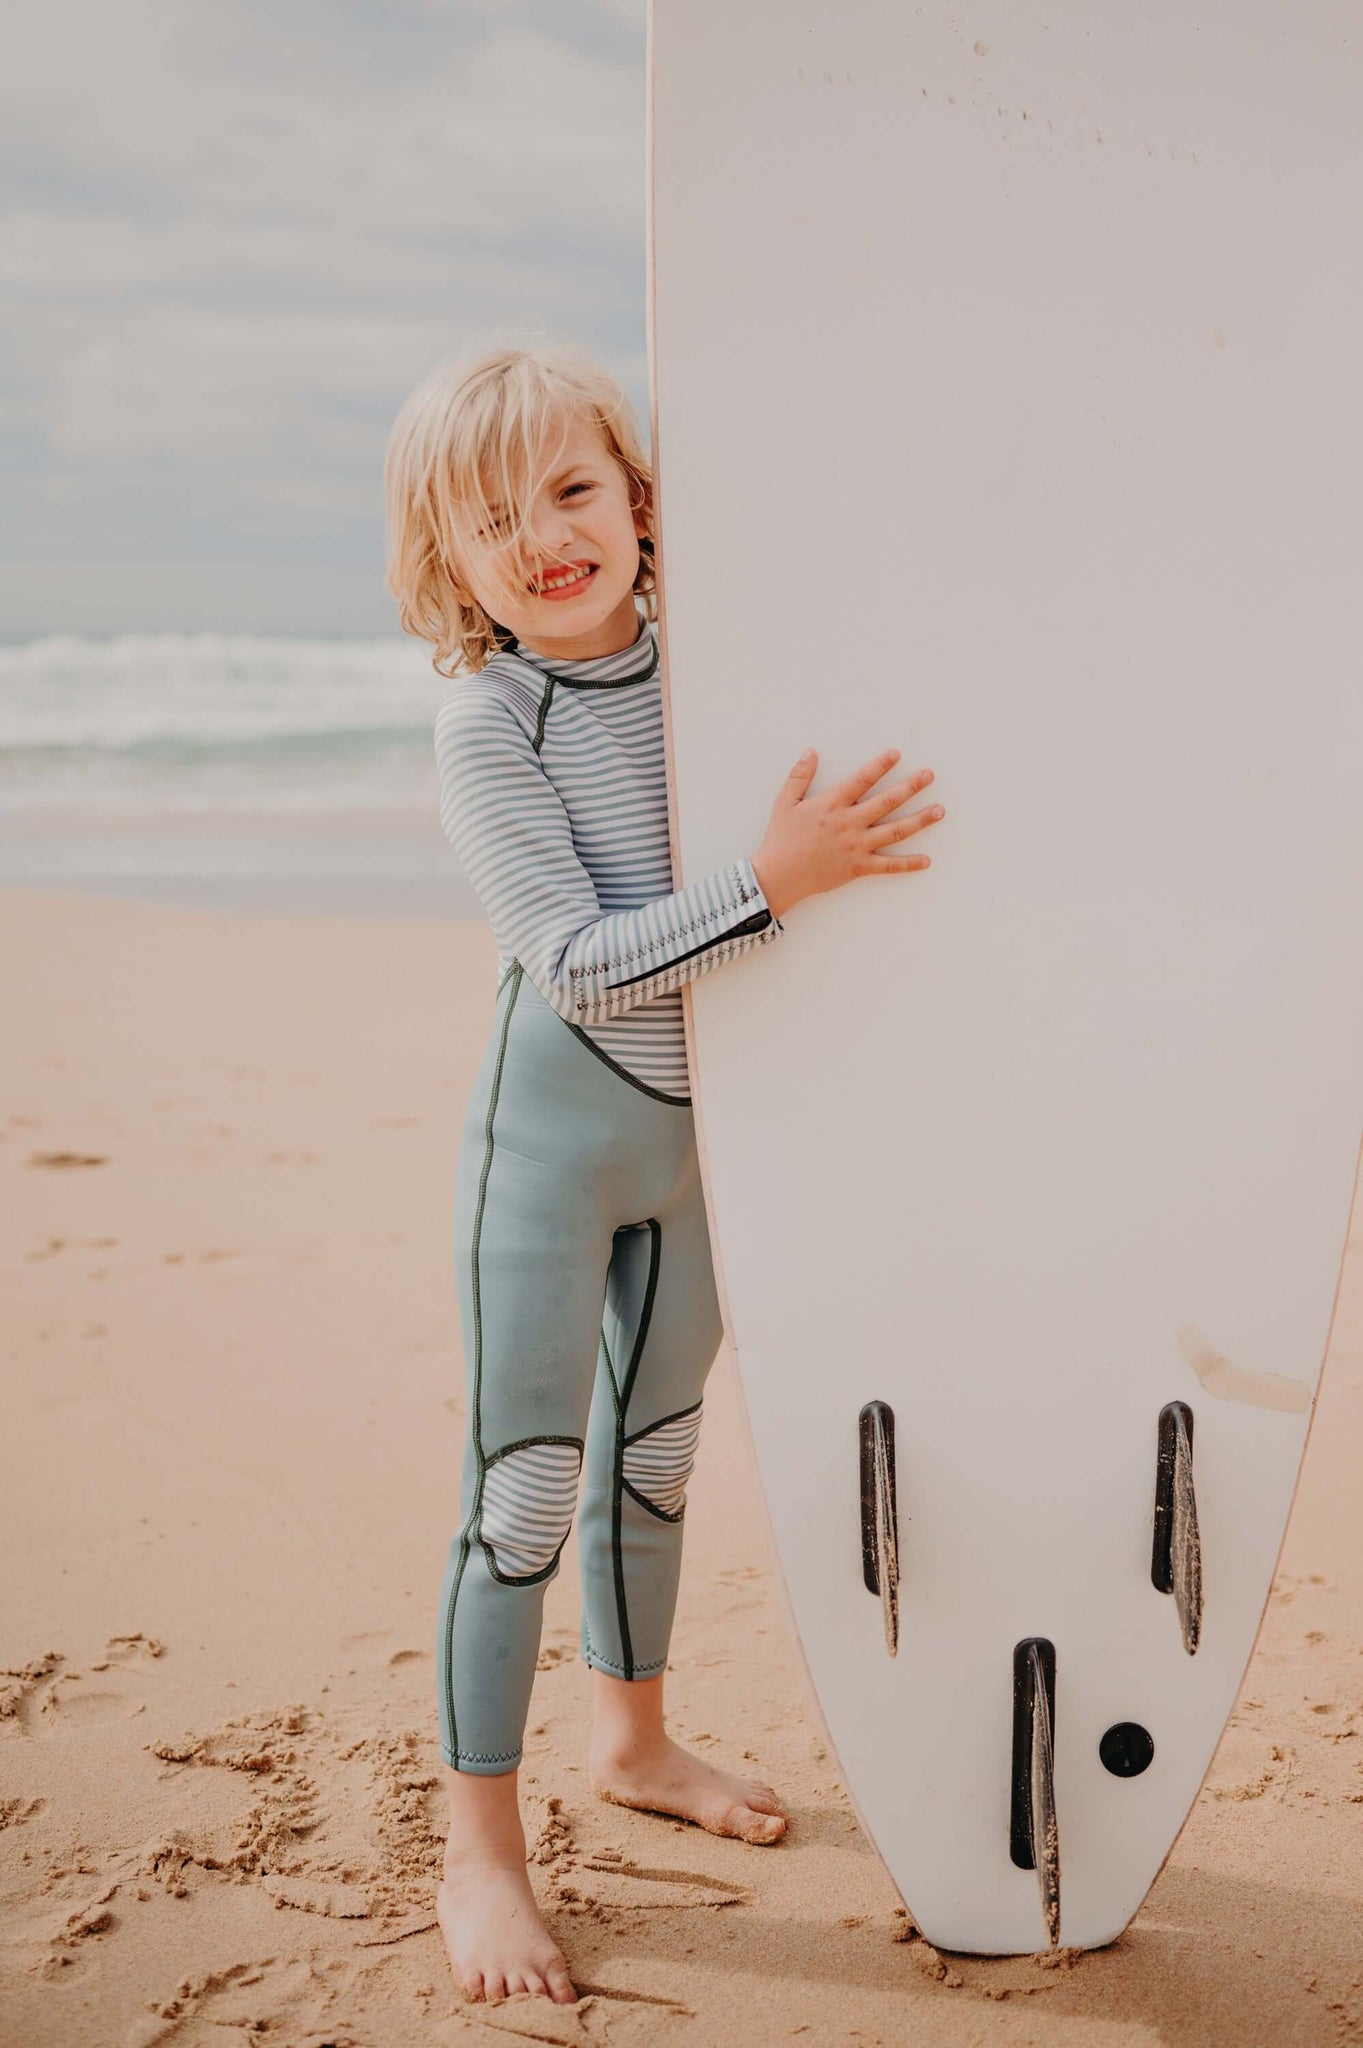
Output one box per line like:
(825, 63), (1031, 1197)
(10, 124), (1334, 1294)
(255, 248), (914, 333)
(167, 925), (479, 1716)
(528, 501), (578, 562)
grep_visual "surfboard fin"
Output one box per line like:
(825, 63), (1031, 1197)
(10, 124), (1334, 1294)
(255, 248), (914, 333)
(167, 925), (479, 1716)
(858, 1400), (899, 1656)
(1010, 1637), (1060, 1949)
(1152, 1401), (1203, 1655)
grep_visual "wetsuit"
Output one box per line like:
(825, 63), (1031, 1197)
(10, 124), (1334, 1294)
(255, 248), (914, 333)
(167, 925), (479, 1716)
(432, 608), (783, 1772)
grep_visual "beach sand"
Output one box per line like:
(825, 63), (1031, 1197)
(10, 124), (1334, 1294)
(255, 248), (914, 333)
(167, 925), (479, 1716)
(3, 885), (1360, 2048)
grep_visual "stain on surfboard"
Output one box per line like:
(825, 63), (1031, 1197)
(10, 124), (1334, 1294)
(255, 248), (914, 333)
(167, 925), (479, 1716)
(1177, 1325), (1312, 1414)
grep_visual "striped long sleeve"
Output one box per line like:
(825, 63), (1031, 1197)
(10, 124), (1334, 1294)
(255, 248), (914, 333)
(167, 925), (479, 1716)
(434, 681), (782, 1030)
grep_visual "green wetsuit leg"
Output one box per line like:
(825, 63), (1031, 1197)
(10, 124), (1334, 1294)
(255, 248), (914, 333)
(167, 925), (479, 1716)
(436, 965), (724, 1774)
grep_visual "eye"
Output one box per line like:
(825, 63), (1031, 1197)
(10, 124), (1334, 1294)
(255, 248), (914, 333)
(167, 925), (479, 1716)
(563, 481), (594, 499)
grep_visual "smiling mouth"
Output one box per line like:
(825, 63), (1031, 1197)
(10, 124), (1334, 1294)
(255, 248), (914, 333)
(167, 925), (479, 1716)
(530, 562), (598, 595)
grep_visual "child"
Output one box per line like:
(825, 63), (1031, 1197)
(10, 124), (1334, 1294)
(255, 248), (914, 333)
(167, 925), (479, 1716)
(383, 341), (944, 2006)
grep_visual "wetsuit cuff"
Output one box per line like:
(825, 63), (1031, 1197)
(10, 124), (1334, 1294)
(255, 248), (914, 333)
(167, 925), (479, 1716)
(734, 854), (784, 934)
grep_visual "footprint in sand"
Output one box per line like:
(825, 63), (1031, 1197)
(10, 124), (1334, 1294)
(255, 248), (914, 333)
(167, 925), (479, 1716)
(141, 1706), (445, 1931)
(91, 1633), (166, 1672)
(0, 1657), (140, 1736)
(3, 1639), (163, 1736)
(0, 1796), (46, 1829)
(35, 1885), (121, 1980)
(127, 1957), (344, 2048)
(42, 1681), (144, 1731)
(0, 1652), (65, 1735)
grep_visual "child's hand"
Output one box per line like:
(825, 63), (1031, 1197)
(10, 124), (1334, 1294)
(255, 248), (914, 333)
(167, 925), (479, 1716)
(750, 747), (943, 922)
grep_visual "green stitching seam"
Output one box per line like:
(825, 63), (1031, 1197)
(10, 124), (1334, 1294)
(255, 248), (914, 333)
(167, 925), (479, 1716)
(623, 1396), (702, 1447)
(441, 959), (524, 1756)
(610, 1219), (662, 1679)
(531, 668), (691, 1106)
(582, 1631), (668, 1680)
(621, 1473), (685, 1526)
(479, 1532), (573, 1588)
(531, 676), (556, 755)
(563, 1019), (692, 1105)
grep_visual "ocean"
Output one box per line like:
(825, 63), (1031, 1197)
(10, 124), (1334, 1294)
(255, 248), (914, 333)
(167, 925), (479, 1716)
(0, 634), (479, 918)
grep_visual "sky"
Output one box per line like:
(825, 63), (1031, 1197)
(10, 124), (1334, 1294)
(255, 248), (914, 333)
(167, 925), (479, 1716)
(1, 0), (649, 639)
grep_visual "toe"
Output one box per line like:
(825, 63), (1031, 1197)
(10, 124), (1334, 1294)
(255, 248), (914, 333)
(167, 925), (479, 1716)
(739, 1805), (787, 1844)
(460, 1970), (485, 2002)
(519, 1970), (546, 1998)
(483, 1970), (507, 2004)
(547, 1959), (579, 2003)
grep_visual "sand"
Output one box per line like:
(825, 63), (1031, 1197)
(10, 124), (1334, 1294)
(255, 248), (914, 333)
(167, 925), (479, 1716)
(2, 884), (1360, 2048)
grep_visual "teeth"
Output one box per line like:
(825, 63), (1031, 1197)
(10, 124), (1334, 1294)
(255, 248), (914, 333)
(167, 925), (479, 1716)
(535, 565), (593, 592)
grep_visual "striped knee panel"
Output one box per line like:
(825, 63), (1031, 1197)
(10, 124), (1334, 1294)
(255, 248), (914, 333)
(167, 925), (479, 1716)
(479, 1436), (583, 1581)
(621, 1401), (703, 1521)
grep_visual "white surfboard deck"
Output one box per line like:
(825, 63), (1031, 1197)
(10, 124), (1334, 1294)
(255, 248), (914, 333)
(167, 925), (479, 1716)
(648, 2), (1363, 1955)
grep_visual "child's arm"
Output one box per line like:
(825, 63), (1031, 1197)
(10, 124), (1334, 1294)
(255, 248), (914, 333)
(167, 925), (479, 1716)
(435, 689), (783, 1026)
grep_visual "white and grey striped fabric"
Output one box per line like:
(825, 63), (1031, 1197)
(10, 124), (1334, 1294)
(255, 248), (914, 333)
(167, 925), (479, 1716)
(433, 611), (784, 1099)
(479, 1438), (583, 1579)
(622, 1404), (703, 1519)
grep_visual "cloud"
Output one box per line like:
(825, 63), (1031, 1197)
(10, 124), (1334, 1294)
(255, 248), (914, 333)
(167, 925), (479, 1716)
(1, 0), (649, 634)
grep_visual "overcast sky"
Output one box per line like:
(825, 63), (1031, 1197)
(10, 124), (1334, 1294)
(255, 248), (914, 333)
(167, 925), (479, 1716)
(2, 0), (648, 639)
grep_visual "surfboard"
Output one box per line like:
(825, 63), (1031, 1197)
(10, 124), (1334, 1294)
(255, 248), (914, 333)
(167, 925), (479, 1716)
(647, 2), (1363, 1955)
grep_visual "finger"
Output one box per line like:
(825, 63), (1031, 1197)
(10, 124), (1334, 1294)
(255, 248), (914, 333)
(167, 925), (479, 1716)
(867, 802), (945, 847)
(857, 770), (937, 824)
(827, 746), (902, 807)
(854, 852), (932, 875)
(775, 748), (818, 806)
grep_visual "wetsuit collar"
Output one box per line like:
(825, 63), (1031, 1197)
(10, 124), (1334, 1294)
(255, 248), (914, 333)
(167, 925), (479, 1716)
(503, 611), (659, 689)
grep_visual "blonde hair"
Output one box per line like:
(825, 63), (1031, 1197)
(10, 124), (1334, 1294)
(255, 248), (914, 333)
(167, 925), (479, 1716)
(383, 339), (656, 678)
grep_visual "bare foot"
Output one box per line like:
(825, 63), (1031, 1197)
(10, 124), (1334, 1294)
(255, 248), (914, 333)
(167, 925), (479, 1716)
(438, 1856), (578, 2005)
(589, 1732), (788, 1845)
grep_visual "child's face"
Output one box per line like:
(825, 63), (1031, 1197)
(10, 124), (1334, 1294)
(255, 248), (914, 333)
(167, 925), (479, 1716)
(455, 415), (649, 657)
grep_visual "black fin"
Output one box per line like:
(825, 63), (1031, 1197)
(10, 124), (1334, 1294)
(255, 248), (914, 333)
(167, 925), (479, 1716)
(1152, 1401), (1202, 1655)
(1010, 1637), (1060, 1949)
(858, 1400), (899, 1656)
